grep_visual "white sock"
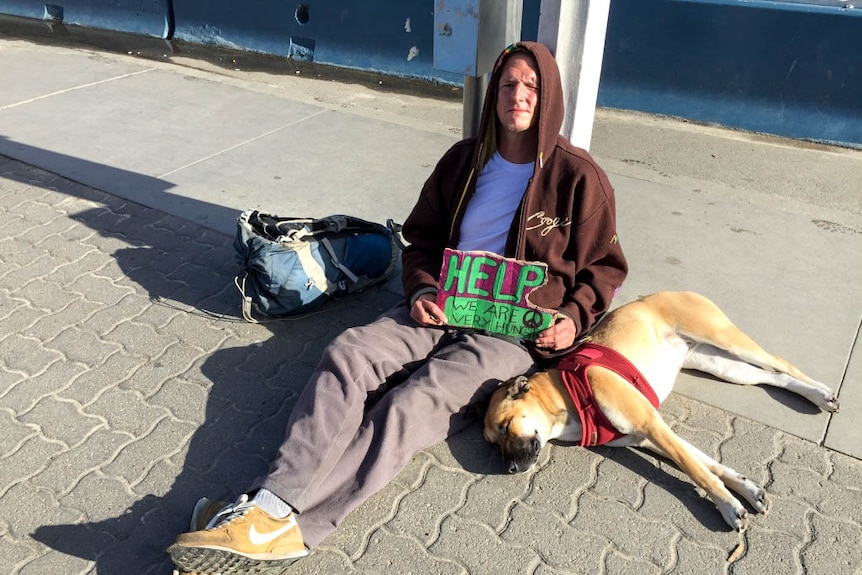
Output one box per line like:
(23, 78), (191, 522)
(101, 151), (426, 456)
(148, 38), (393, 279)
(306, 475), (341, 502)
(251, 488), (294, 519)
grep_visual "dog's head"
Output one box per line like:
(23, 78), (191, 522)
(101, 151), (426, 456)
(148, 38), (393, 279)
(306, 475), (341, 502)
(484, 374), (553, 474)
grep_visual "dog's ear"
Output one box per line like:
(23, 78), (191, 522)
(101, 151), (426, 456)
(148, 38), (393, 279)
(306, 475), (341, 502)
(508, 375), (530, 400)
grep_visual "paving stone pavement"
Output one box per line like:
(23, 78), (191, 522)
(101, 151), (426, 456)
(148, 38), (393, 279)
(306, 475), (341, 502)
(1, 154), (860, 575)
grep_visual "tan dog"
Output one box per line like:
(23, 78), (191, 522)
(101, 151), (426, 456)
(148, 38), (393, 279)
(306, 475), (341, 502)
(484, 291), (839, 532)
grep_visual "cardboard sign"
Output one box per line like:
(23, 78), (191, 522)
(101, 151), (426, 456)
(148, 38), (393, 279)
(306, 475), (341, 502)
(436, 248), (556, 339)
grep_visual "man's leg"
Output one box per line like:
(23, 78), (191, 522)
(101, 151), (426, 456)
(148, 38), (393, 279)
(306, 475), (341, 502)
(270, 330), (535, 548)
(260, 305), (452, 511)
(169, 305), (450, 572)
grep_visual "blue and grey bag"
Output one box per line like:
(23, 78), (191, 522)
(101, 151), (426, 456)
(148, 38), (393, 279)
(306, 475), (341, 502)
(233, 210), (401, 322)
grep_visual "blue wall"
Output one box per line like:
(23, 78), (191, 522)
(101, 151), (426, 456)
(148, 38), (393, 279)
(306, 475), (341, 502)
(596, 0), (861, 147)
(171, 0), (461, 84)
(1, 0), (859, 146)
(0, 0), (172, 38)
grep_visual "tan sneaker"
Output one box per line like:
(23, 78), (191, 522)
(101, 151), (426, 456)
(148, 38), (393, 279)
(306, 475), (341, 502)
(189, 497), (231, 531)
(168, 494), (308, 574)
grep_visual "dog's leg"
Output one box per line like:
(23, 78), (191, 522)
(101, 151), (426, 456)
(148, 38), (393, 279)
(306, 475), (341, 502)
(639, 420), (751, 531)
(651, 292), (838, 412)
(684, 343), (839, 412)
(590, 370), (752, 531)
(630, 436), (768, 514)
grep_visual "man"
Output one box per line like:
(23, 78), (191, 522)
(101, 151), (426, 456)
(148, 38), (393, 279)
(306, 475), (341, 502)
(168, 41), (627, 574)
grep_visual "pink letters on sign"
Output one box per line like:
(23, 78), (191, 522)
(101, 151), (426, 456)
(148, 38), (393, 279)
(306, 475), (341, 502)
(436, 248), (556, 339)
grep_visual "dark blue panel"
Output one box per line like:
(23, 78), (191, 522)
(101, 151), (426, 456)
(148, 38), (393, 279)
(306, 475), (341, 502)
(0, 0), (172, 38)
(598, 0), (861, 145)
(0, 0), (43, 20)
(172, 0), (461, 83)
(521, 0), (539, 41)
(3, 0), (858, 145)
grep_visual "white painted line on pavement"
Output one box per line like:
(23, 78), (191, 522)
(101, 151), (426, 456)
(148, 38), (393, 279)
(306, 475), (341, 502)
(157, 109), (329, 179)
(0, 68), (156, 110)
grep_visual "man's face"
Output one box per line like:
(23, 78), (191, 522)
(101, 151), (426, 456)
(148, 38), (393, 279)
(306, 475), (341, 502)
(496, 53), (540, 134)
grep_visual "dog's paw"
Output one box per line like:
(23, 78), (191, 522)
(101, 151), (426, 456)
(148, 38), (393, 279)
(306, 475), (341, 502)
(730, 509), (750, 533)
(718, 500), (750, 532)
(812, 392), (840, 413)
(721, 469), (769, 515)
(749, 485), (769, 515)
(808, 384), (840, 412)
(737, 477), (769, 514)
(823, 394), (840, 413)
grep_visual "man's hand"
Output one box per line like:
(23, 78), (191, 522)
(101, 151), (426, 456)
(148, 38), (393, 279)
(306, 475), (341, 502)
(410, 293), (448, 326)
(534, 316), (577, 351)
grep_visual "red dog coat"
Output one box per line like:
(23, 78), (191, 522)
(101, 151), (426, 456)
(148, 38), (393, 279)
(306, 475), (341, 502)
(556, 342), (660, 447)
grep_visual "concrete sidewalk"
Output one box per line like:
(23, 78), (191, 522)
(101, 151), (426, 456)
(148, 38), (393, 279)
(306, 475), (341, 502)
(1, 30), (861, 575)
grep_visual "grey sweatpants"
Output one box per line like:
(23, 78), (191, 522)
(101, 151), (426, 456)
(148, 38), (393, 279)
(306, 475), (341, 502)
(260, 304), (535, 548)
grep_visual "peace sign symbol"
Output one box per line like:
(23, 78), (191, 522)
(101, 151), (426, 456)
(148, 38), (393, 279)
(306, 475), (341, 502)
(522, 309), (544, 329)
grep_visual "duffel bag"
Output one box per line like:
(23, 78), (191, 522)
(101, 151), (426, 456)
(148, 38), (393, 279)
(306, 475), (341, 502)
(233, 210), (402, 322)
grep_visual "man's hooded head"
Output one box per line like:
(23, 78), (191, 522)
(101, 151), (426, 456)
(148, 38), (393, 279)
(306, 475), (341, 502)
(476, 42), (565, 168)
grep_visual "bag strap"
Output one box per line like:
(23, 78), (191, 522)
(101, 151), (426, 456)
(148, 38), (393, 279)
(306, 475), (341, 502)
(317, 219), (405, 290)
(247, 211), (399, 243)
(387, 219), (407, 251)
(235, 272), (345, 323)
(235, 273), (260, 324)
(303, 215), (395, 241)
(319, 237), (360, 283)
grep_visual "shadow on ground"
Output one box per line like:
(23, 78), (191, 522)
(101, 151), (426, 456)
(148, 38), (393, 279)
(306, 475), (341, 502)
(29, 177), (401, 573)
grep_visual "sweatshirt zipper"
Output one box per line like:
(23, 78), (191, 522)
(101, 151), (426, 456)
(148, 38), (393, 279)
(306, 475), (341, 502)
(514, 151), (543, 257)
(514, 177), (533, 257)
(449, 140), (485, 241)
(449, 167), (476, 241)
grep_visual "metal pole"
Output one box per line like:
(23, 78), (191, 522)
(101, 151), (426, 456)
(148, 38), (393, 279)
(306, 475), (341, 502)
(462, 73), (489, 139)
(461, 0), (522, 139)
(433, 0), (522, 139)
(538, 0), (611, 151)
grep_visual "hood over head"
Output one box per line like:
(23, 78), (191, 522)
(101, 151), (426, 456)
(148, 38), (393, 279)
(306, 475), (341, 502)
(475, 41), (564, 168)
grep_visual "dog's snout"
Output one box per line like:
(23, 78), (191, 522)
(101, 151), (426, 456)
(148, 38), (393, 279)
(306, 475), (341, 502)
(502, 434), (542, 474)
(507, 458), (531, 474)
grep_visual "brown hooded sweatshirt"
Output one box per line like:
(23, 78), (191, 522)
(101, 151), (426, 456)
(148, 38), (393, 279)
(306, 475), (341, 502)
(401, 42), (627, 354)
